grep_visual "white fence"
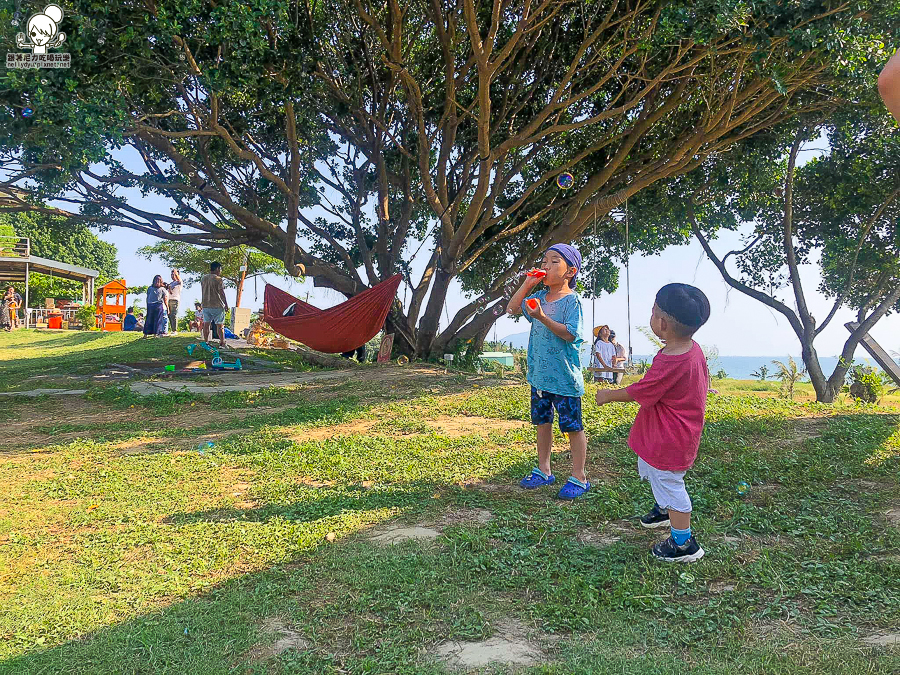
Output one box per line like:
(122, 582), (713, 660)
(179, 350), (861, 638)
(28, 308), (79, 325)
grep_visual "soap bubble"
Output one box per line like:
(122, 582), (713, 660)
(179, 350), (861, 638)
(736, 481), (750, 496)
(22, 108), (33, 118)
(40, 79), (48, 85)
(197, 441), (214, 453)
(493, 306), (505, 316)
(396, 355), (409, 366)
(679, 572), (695, 584)
(179, 53), (186, 60)
(476, 306), (485, 315)
(557, 172), (574, 189)
(98, 36), (105, 45)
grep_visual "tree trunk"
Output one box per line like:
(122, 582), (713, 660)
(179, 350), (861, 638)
(416, 266), (454, 357)
(802, 339), (838, 403)
(383, 306), (416, 357)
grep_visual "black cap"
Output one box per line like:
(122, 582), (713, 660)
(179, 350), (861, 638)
(656, 283), (710, 328)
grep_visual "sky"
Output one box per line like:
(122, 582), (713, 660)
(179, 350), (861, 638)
(42, 144), (900, 359)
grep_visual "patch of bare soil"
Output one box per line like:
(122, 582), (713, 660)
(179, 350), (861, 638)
(368, 525), (442, 545)
(787, 417), (829, 441)
(748, 619), (802, 641)
(578, 522), (632, 548)
(862, 632), (900, 647)
(368, 508), (494, 545)
(246, 617), (310, 662)
(708, 581), (737, 594)
(435, 508), (494, 527)
(428, 416), (526, 438)
(884, 506), (900, 527)
(432, 619), (547, 670)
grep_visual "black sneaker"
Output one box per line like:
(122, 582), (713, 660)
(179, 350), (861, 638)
(651, 535), (705, 563)
(639, 504), (670, 529)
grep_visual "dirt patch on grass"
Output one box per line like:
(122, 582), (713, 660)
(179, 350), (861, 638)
(429, 416), (526, 438)
(368, 525), (442, 545)
(708, 581), (737, 594)
(293, 419), (376, 442)
(246, 617), (310, 663)
(862, 632), (900, 647)
(884, 506), (900, 527)
(367, 508), (494, 545)
(579, 522), (632, 548)
(787, 417), (829, 441)
(432, 619), (546, 670)
(435, 508), (494, 527)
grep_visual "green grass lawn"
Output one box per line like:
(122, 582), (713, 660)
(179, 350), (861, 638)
(1, 333), (899, 673)
(0, 330), (327, 393)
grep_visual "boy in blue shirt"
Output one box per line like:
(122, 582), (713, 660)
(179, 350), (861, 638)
(507, 244), (589, 499)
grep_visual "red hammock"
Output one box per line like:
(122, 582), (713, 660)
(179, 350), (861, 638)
(263, 274), (402, 354)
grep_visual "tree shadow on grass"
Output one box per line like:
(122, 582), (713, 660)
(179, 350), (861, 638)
(1, 403), (898, 673)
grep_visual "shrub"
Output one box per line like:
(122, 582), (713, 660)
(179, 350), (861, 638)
(74, 304), (96, 330)
(846, 364), (887, 404)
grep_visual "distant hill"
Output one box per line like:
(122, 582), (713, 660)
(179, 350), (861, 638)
(498, 331), (530, 350)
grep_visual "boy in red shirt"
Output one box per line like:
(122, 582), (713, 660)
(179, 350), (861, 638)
(595, 283), (710, 563)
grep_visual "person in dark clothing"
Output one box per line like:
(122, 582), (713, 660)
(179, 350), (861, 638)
(123, 307), (139, 332)
(341, 344), (367, 362)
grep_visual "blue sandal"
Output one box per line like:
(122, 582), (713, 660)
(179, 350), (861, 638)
(557, 476), (591, 500)
(520, 468), (556, 489)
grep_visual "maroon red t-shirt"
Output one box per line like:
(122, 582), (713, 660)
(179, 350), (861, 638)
(625, 342), (708, 472)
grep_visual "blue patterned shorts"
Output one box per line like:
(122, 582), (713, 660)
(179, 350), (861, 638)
(530, 387), (583, 433)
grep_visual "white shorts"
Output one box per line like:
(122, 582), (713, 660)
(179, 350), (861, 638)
(637, 457), (692, 513)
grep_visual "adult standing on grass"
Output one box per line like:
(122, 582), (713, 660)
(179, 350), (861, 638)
(167, 269), (182, 334)
(591, 325), (616, 384)
(201, 261), (228, 349)
(0, 287), (14, 331)
(6, 286), (22, 329)
(143, 275), (169, 337)
(609, 330), (627, 385)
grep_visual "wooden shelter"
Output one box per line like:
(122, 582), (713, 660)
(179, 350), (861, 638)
(0, 236), (100, 328)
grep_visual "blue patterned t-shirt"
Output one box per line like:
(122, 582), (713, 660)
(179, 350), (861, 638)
(522, 289), (585, 397)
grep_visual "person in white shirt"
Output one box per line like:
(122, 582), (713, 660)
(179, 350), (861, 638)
(590, 325), (616, 384)
(609, 330), (627, 384)
(167, 269), (182, 334)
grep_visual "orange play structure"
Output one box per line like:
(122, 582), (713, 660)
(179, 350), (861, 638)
(95, 279), (127, 332)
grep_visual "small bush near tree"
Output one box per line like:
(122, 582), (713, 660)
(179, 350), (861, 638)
(846, 365), (888, 404)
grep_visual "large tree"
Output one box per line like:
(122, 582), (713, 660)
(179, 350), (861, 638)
(657, 109), (899, 403)
(0, 0), (891, 356)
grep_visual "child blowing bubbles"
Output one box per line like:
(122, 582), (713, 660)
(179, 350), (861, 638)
(595, 283), (711, 562)
(507, 244), (590, 500)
